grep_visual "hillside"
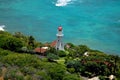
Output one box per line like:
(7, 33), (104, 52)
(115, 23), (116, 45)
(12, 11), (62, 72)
(0, 31), (120, 80)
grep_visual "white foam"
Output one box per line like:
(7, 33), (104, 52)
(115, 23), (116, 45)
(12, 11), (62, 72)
(0, 25), (5, 31)
(55, 0), (72, 6)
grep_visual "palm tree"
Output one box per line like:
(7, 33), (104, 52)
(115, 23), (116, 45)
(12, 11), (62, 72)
(28, 36), (35, 47)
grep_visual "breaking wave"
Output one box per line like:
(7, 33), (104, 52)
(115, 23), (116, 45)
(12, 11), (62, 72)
(55, 0), (72, 6)
(0, 25), (5, 31)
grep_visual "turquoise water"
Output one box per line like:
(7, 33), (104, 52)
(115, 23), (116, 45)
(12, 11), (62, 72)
(0, 0), (120, 54)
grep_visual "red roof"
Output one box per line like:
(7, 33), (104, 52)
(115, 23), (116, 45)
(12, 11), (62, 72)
(34, 48), (47, 53)
(50, 40), (57, 47)
(34, 41), (57, 53)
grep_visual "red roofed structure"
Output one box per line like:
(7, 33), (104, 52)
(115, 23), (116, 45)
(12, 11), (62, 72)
(50, 40), (57, 47)
(34, 47), (47, 55)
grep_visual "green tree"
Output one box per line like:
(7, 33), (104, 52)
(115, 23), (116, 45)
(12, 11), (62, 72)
(66, 43), (75, 48)
(47, 47), (57, 55)
(66, 60), (82, 73)
(58, 50), (66, 57)
(47, 53), (59, 61)
(45, 64), (66, 80)
(75, 45), (90, 56)
(0, 37), (23, 51)
(28, 36), (35, 48)
(0, 31), (11, 36)
(109, 55), (120, 75)
(67, 49), (76, 58)
(13, 32), (24, 38)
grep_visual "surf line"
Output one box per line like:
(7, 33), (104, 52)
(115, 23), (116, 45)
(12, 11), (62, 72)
(55, 0), (72, 6)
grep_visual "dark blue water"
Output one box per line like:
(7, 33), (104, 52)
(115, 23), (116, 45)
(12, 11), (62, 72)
(0, 0), (120, 54)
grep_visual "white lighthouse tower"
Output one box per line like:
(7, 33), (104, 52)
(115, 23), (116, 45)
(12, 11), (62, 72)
(56, 26), (64, 50)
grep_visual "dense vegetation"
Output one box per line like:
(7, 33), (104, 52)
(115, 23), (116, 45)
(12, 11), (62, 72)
(0, 31), (120, 80)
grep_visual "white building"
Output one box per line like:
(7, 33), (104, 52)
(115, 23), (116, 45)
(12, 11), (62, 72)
(55, 26), (64, 50)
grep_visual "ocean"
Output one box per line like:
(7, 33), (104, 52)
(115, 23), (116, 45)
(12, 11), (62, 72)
(0, 0), (120, 54)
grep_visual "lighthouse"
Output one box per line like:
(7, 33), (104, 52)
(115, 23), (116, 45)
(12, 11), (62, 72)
(56, 26), (64, 50)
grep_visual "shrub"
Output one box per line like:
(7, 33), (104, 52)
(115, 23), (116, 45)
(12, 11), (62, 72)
(0, 37), (23, 51)
(58, 50), (66, 57)
(67, 68), (75, 73)
(46, 64), (66, 80)
(24, 75), (33, 80)
(76, 45), (90, 55)
(4, 67), (24, 80)
(0, 50), (11, 57)
(99, 76), (106, 80)
(1, 53), (42, 68)
(37, 71), (52, 80)
(47, 53), (59, 61)
(63, 74), (80, 80)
